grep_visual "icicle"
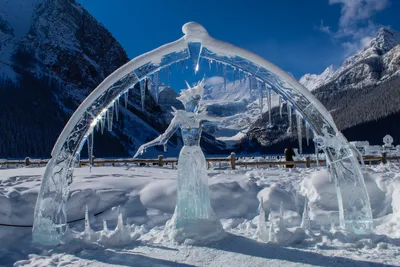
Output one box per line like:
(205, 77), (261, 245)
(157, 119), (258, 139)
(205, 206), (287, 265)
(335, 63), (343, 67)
(114, 99), (119, 122)
(140, 79), (146, 110)
(296, 112), (303, 155)
(258, 81), (263, 114)
(124, 91), (129, 108)
(208, 59), (212, 71)
(95, 118), (99, 132)
(100, 113), (105, 134)
(305, 122), (310, 146)
(279, 97), (283, 119)
(107, 105), (114, 131)
(287, 103), (292, 134)
(216, 61), (219, 73)
(223, 65), (227, 91)
(164, 144), (167, 152)
(187, 42), (201, 73)
(315, 141), (320, 167)
(87, 130), (94, 172)
(301, 198), (311, 230)
(84, 205), (92, 234)
(267, 85), (272, 127)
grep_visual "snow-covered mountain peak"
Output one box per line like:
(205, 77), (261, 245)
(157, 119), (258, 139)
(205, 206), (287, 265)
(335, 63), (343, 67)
(299, 28), (400, 91)
(343, 28), (400, 68)
(299, 65), (336, 91)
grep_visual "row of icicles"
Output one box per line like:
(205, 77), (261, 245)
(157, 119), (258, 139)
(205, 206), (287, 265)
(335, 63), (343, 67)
(84, 58), (321, 171)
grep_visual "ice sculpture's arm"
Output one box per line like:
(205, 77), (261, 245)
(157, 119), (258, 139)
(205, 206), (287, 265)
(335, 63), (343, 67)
(133, 117), (179, 159)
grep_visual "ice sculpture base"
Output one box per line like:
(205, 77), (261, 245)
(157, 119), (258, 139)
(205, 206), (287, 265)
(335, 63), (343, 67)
(32, 220), (64, 246)
(165, 211), (226, 244)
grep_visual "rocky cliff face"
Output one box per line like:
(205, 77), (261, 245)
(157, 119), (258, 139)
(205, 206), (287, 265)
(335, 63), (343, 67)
(0, 0), (170, 158)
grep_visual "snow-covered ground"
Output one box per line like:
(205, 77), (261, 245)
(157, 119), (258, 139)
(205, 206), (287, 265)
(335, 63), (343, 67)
(1, 163), (400, 266)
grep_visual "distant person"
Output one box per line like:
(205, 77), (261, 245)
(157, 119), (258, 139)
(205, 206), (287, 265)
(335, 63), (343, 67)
(284, 147), (296, 168)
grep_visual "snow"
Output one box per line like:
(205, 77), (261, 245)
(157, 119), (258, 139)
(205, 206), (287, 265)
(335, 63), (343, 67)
(202, 76), (280, 145)
(2, 163), (400, 266)
(299, 28), (400, 91)
(299, 65), (336, 91)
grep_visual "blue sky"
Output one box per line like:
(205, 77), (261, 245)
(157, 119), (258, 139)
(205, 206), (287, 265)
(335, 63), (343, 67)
(77, 0), (400, 89)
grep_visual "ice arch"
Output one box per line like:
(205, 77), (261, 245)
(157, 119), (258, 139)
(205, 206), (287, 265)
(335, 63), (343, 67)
(33, 22), (372, 245)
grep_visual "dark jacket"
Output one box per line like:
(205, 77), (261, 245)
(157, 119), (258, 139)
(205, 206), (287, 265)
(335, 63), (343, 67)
(284, 147), (295, 161)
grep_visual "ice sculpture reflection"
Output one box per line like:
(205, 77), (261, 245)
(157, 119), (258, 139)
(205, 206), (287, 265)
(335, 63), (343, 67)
(133, 80), (224, 242)
(32, 22), (372, 245)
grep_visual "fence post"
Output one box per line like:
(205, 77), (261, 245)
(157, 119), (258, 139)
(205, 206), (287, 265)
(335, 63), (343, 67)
(25, 157), (30, 167)
(158, 155), (164, 167)
(306, 156), (311, 168)
(230, 152), (236, 170)
(381, 152), (387, 164)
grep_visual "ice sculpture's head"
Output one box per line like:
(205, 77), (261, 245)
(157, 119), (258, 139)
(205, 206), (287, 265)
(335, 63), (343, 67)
(177, 79), (205, 113)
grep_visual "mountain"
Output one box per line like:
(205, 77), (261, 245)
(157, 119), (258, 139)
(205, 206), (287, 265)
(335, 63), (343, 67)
(299, 65), (336, 91)
(300, 28), (400, 90)
(240, 28), (400, 154)
(201, 76), (282, 148)
(0, 0), (175, 158)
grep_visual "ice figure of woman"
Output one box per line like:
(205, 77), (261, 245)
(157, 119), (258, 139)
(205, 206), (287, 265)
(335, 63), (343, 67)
(133, 79), (224, 243)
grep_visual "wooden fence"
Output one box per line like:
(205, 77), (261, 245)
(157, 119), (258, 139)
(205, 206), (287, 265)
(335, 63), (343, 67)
(1, 152), (399, 170)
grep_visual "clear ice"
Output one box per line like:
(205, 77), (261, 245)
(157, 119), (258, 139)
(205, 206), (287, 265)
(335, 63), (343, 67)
(107, 106), (114, 131)
(267, 85), (272, 127)
(33, 22), (373, 245)
(305, 122), (310, 146)
(257, 197), (268, 241)
(87, 130), (93, 172)
(133, 80), (223, 242)
(258, 81), (263, 114)
(301, 198), (311, 230)
(296, 112), (303, 155)
(287, 103), (292, 134)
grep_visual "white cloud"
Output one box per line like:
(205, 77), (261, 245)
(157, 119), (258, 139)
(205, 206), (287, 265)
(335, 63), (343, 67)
(318, 20), (332, 34)
(330, 0), (389, 27)
(320, 0), (390, 57)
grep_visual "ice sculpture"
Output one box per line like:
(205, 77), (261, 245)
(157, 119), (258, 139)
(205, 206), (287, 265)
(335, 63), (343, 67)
(134, 80), (224, 243)
(257, 197), (269, 241)
(33, 22), (372, 245)
(300, 198), (311, 231)
(383, 134), (394, 149)
(314, 126), (373, 233)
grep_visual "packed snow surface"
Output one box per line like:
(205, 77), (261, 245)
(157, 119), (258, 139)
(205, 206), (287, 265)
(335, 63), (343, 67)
(1, 163), (400, 266)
